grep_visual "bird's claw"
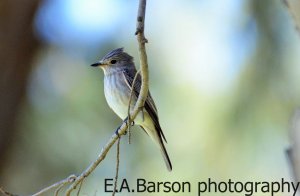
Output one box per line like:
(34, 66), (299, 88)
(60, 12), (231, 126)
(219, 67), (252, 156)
(115, 117), (135, 137)
(129, 121), (135, 126)
(114, 126), (121, 138)
(125, 116), (135, 126)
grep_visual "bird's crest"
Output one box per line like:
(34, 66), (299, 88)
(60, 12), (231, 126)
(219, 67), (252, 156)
(101, 48), (133, 62)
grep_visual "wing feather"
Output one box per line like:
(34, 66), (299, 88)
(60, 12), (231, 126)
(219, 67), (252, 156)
(122, 69), (167, 143)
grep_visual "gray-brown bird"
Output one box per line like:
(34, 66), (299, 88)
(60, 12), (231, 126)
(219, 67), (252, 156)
(91, 48), (172, 171)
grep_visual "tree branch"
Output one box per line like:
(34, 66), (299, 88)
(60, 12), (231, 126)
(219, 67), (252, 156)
(135, 1), (150, 108)
(27, 175), (76, 196)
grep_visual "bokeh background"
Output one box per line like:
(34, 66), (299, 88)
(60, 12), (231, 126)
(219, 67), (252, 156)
(1, 0), (300, 195)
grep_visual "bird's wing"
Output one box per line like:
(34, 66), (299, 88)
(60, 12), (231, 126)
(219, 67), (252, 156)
(122, 69), (167, 143)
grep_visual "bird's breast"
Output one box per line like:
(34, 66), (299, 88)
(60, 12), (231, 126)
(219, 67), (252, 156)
(104, 73), (133, 119)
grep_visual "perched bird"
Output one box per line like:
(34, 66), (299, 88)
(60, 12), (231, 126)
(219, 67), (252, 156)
(91, 48), (172, 171)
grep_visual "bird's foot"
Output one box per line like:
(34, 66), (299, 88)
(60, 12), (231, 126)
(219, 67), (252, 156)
(114, 117), (135, 137)
(114, 125), (121, 137)
(125, 116), (135, 126)
(129, 121), (135, 126)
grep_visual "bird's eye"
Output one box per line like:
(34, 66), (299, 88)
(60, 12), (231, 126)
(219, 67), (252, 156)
(110, 60), (117, 64)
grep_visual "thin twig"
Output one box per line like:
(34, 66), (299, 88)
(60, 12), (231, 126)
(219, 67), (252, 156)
(65, 128), (124, 195)
(54, 184), (65, 196)
(76, 180), (83, 196)
(127, 69), (142, 144)
(112, 137), (121, 196)
(30, 175), (77, 196)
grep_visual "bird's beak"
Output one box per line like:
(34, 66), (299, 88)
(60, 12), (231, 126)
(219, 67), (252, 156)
(91, 62), (103, 67)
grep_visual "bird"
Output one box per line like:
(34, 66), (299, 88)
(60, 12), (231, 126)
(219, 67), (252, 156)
(91, 48), (172, 171)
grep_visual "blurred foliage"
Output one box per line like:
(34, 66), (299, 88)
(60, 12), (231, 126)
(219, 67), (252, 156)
(1, 0), (300, 195)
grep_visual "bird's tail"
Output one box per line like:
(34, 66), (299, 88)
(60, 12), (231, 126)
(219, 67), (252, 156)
(158, 136), (172, 172)
(141, 125), (172, 171)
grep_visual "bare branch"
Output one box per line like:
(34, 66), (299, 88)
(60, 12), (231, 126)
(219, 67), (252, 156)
(135, 0), (150, 110)
(76, 180), (83, 196)
(31, 175), (76, 196)
(54, 183), (65, 196)
(65, 127), (125, 195)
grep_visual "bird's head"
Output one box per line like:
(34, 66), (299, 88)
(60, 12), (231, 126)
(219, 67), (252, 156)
(91, 48), (134, 74)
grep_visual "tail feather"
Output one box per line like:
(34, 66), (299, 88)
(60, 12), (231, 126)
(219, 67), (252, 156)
(159, 138), (172, 171)
(140, 125), (172, 171)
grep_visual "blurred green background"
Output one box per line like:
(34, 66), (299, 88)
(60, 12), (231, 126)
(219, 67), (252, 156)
(0, 0), (300, 195)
